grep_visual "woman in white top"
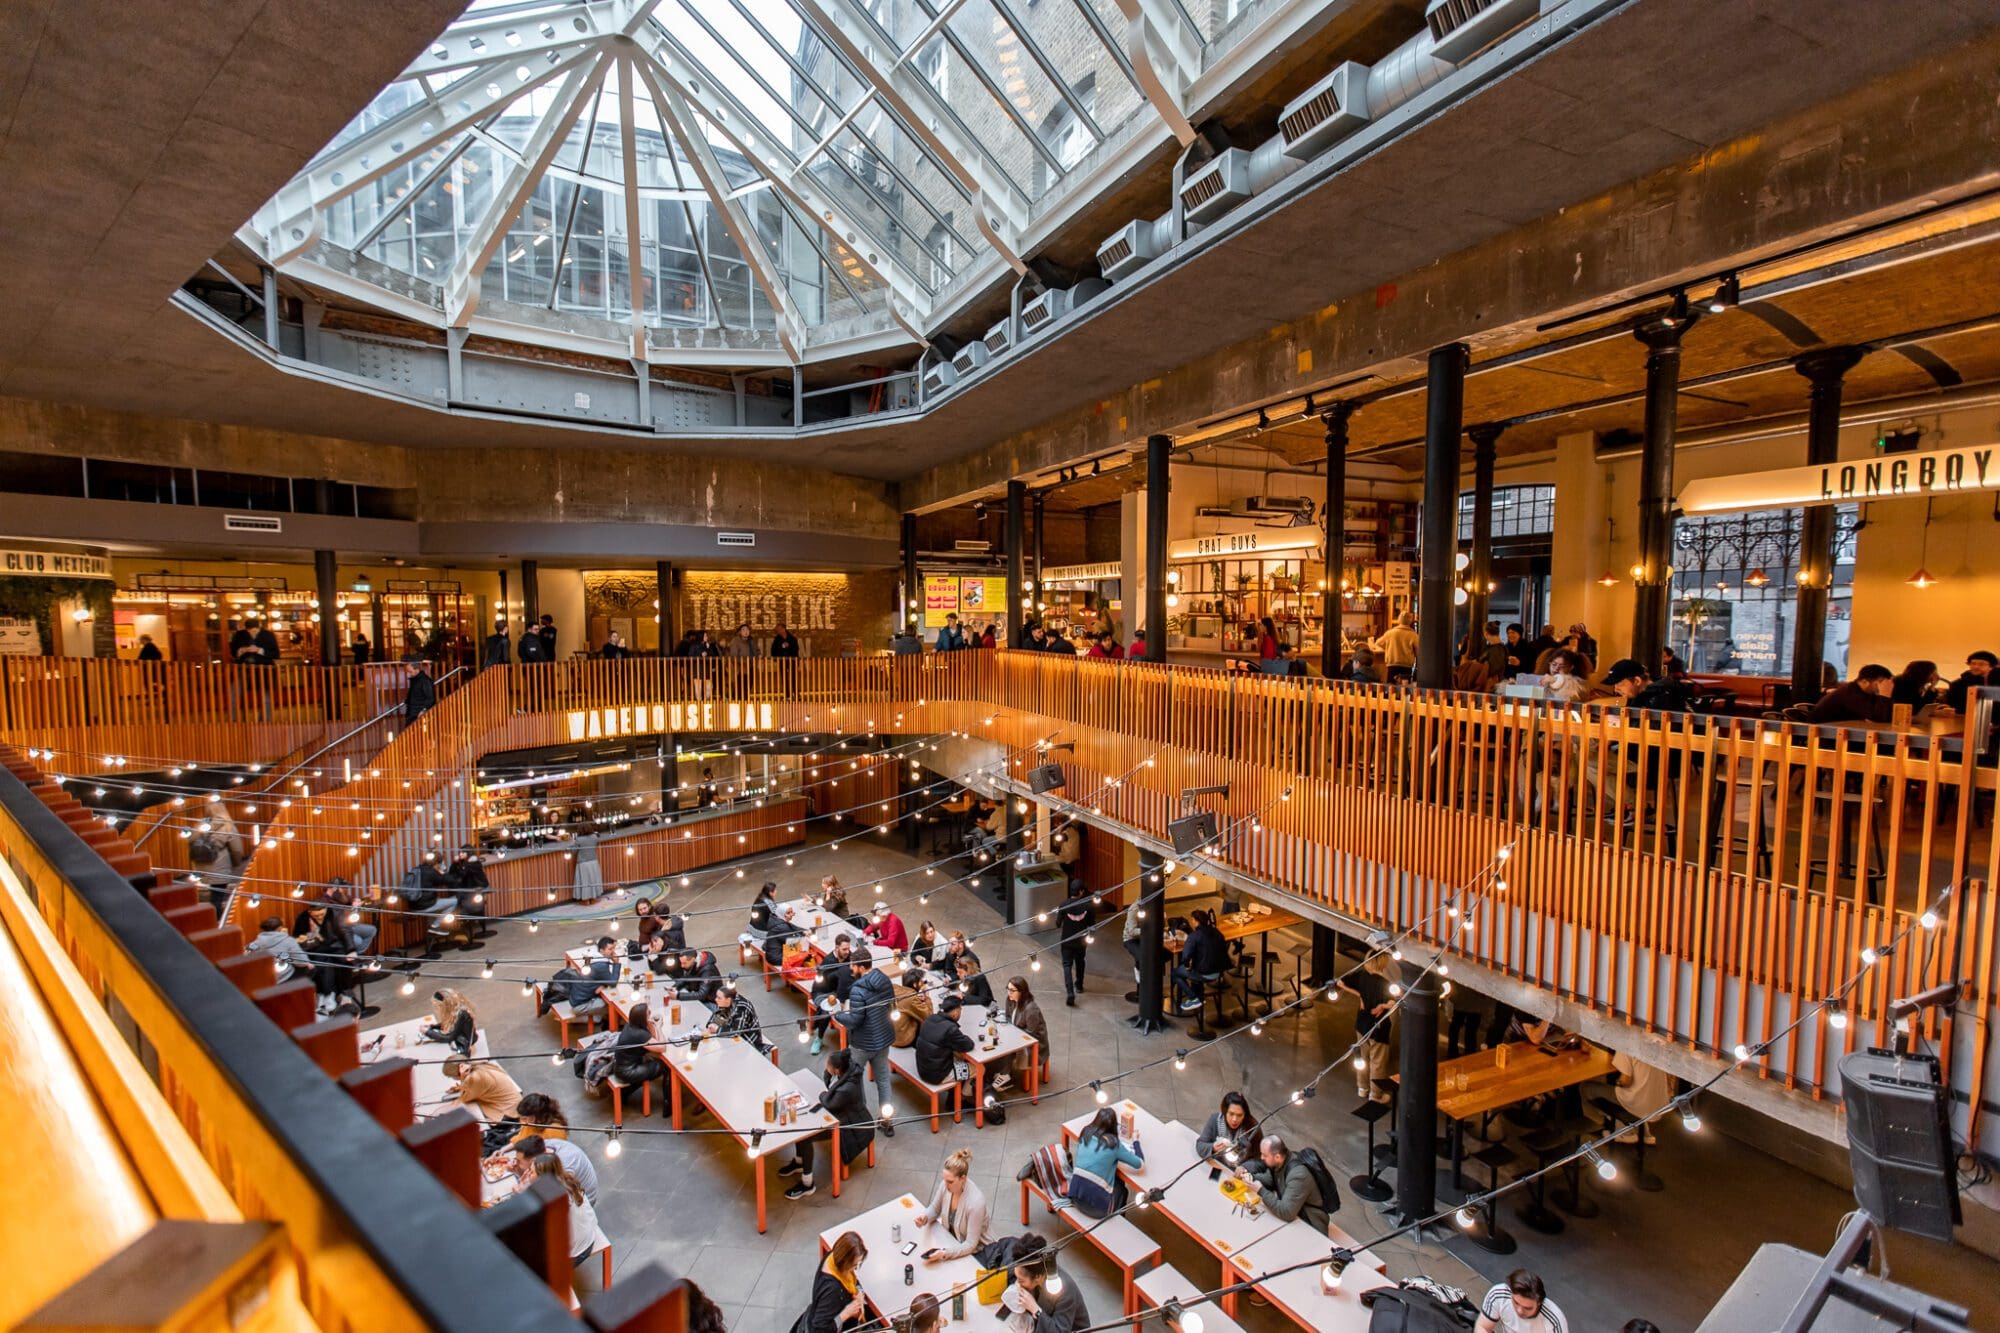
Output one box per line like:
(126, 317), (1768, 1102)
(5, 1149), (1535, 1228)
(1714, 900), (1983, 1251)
(1541, 649), (1591, 703)
(913, 1148), (993, 1263)
(531, 1153), (609, 1300)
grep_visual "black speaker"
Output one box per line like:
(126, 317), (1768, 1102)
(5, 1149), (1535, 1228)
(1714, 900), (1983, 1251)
(1027, 762), (1066, 794)
(1838, 1048), (1960, 1241)
(1167, 809), (1219, 855)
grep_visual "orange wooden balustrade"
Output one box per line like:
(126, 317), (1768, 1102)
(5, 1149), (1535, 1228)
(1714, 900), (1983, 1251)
(9, 654), (1996, 1127)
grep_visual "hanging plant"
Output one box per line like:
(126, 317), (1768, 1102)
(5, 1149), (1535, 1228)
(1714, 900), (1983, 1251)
(0, 576), (113, 654)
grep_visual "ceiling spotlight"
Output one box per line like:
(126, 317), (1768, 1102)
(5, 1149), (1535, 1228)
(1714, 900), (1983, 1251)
(1704, 274), (1740, 313)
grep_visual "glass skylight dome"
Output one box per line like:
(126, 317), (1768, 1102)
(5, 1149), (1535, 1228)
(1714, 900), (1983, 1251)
(240, 0), (1258, 367)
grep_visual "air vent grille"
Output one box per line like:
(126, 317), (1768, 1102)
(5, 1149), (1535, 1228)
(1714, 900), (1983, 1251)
(1279, 63), (1371, 159)
(224, 514), (283, 533)
(1179, 148), (1251, 225)
(1427, 0), (1498, 41)
(1021, 293), (1057, 331)
(716, 531), (756, 547)
(1181, 171), (1225, 213)
(984, 322), (1012, 355)
(1425, 0), (1539, 62)
(1098, 235), (1133, 272)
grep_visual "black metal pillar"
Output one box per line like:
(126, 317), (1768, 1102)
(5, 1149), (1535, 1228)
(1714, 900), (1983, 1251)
(1417, 345), (1467, 689)
(1132, 848), (1167, 1033)
(1308, 922), (1338, 987)
(1394, 963), (1441, 1222)
(498, 570), (510, 633)
(1466, 424), (1502, 656)
(1031, 491), (1045, 619)
(313, 550), (341, 666)
(1006, 479), (1026, 648)
(1321, 405), (1352, 678)
(1631, 315), (1693, 674)
(901, 513), (919, 638)
(1001, 797), (1022, 920)
(521, 560), (540, 630)
(1144, 435), (1170, 663)
(656, 561), (675, 651)
(1791, 348), (1862, 702)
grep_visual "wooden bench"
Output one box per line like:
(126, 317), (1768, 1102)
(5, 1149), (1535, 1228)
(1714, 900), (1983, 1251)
(887, 1046), (962, 1133)
(606, 1072), (653, 1126)
(1021, 1173), (1161, 1313)
(1130, 1264), (1247, 1332)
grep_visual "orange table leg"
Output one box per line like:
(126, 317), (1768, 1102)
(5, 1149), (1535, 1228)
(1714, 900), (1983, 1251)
(670, 1067), (684, 1129)
(1221, 1261), (1240, 1319)
(831, 1126), (842, 1199)
(972, 1065), (984, 1128)
(1030, 1050), (1041, 1103)
(755, 1151), (768, 1233)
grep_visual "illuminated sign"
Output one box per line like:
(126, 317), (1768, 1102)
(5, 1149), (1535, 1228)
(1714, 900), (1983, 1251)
(1041, 561), (1122, 584)
(566, 700), (776, 740)
(1168, 530), (1322, 561)
(1679, 444), (2000, 515)
(0, 547), (111, 579)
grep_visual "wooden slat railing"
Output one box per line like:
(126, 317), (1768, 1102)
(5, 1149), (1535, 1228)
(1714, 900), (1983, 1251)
(8, 653), (1994, 1126)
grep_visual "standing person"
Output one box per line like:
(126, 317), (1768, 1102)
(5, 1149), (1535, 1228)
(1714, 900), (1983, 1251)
(403, 659), (436, 722)
(912, 1148), (995, 1261)
(768, 623), (800, 659)
(779, 1047), (875, 1200)
(769, 621), (799, 697)
(252, 617), (281, 666)
(1343, 950), (1396, 1103)
(1568, 623), (1599, 671)
(482, 619), (510, 667)
(350, 630), (371, 664)
(982, 622), (998, 649)
(1056, 878), (1094, 1004)
(801, 1231), (868, 1333)
(599, 631), (630, 660)
(1257, 616), (1284, 674)
(935, 612), (965, 652)
(807, 935), (858, 1055)
(136, 634), (163, 661)
(1476, 1269), (1568, 1333)
(537, 613), (558, 659)
(727, 623), (757, 658)
(996, 976), (1046, 1092)
(1126, 627), (1146, 659)
(1372, 611), (1419, 679)
(1447, 983), (1494, 1059)
(517, 621), (548, 664)
(844, 953), (898, 1137)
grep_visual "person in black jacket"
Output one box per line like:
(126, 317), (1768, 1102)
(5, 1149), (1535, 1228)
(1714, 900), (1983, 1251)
(954, 954), (995, 1008)
(537, 938), (617, 1018)
(748, 881), (780, 934)
(705, 983), (769, 1053)
(291, 903), (358, 1005)
(801, 1231), (868, 1333)
(404, 660), (436, 721)
(537, 614), (558, 658)
(607, 1001), (667, 1090)
(808, 935), (858, 1054)
(600, 631), (631, 660)
(915, 994), (977, 1097)
(1056, 878), (1095, 1005)
(517, 625), (548, 664)
(671, 947), (723, 1004)
(1172, 909), (1228, 1013)
(482, 621), (510, 668)
(780, 1048), (875, 1199)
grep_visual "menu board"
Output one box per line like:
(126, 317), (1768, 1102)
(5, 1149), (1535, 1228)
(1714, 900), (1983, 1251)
(923, 574), (959, 628)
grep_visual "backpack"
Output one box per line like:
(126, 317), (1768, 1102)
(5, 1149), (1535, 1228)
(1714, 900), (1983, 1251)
(1295, 1146), (1342, 1220)
(399, 867), (438, 912)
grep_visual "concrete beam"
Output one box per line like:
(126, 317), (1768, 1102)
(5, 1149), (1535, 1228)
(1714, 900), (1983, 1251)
(900, 28), (2000, 510)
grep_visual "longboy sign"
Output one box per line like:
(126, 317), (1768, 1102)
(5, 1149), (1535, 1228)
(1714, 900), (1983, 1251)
(1679, 444), (2000, 515)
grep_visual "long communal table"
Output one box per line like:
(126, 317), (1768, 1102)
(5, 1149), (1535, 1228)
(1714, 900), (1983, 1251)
(1421, 1041), (1615, 1187)
(818, 1194), (987, 1329)
(360, 1016), (490, 1119)
(1060, 1102), (1389, 1330)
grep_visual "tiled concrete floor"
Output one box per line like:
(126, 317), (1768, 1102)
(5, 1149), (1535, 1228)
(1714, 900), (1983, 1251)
(365, 834), (2000, 1332)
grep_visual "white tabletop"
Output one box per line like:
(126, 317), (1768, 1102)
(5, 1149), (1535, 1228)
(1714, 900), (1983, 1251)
(953, 1003), (1036, 1066)
(817, 1194), (985, 1324)
(670, 1030), (837, 1154)
(777, 899), (901, 974)
(1223, 1229), (1391, 1331)
(360, 1016), (490, 1119)
(1132, 1265), (1248, 1332)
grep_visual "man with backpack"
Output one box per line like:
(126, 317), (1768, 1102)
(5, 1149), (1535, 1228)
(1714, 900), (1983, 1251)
(1236, 1133), (1339, 1234)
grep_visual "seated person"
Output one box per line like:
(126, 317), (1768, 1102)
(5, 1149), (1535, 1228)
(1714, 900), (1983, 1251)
(1809, 663), (1896, 724)
(422, 988), (479, 1054)
(628, 932), (674, 975)
(944, 930), (981, 972)
(1236, 1134), (1330, 1233)
(911, 1148), (994, 1261)
(747, 882), (780, 937)
(536, 936), (618, 1018)
(779, 1048), (876, 1200)
(908, 920), (949, 970)
(705, 983), (770, 1054)
(1066, 1106), (1143, 1218)
(249, 916), (315, 986)
(1171, 910), (1228, 1013)
(914, 994), (977, 1100)
(290, 902), (357, 1004)
(864, 903), (909, 953)
(1194, 1091), (1259, 1167)
(634, 896), (683, 951)
(995, 976), (1046, 1092)
(999, 1234), (1088, 1333)
(954, 954), (995, 1008)
(760, 903), (805, 967)
(671, 947), (723, 1004)
(443, 1055), (521, 1152)
(607, 1001), (668, 1089)
(808, 935), (859, 1053)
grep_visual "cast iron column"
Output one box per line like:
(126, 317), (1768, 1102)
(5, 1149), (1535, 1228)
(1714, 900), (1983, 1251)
(1466, 424), (1503, 654)
(1417, 345), (1467, 689)
(901, 513), (919, 638)
(656, 561), (675, 651)
(1031, 491), (1046, 615)
(1631, 315), (1694, 674)
(1394, 959), (1441, 1223)
(521, 560), (540, 630)
(1132, 848), (1167, 1032)
(1791, 348), (1862, 702)
(313, 549), (341, 666)
(1144, 435), (1170, 663)
(1006, 480), (1026, 648)
(1001, 795), (1022, 920)
(1321, 404), (1352, 678)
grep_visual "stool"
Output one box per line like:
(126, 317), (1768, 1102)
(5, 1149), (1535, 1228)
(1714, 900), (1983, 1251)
(1371, 1079), (1400, 1168)
(1517, 1128), (1573, 1235)
(1185, 973), (1230, 1039)
(1460, 1143), (1518, 1254)
(1550, 1150), (1601, 1218)
(1349, 1101), (1393, 1202)
(1591, 1096), (1663, 1192)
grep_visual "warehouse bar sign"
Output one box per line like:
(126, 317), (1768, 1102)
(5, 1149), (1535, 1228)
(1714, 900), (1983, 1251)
(567, 700), (776, 740)
(0, 547), (112, 579)
(1679, 443), (2000, 515)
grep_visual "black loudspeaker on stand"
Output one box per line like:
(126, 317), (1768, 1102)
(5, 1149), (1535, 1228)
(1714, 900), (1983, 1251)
(1837, 1047), (1960, 1242)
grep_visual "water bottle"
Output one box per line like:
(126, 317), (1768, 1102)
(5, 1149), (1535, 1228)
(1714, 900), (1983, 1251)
(892, 1222), (903, 1246)
(903, 1263), (914, 1287)
(952, 1288), (966, 1320)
